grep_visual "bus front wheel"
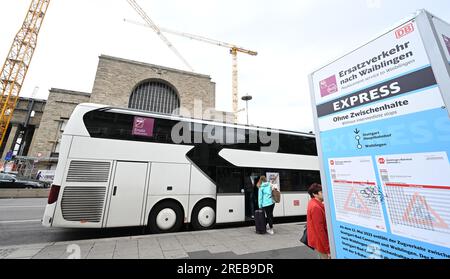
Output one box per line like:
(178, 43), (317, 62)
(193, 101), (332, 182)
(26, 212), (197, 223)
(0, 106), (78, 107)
(190, 200), (216, 230)
(148, 201), (183, 234)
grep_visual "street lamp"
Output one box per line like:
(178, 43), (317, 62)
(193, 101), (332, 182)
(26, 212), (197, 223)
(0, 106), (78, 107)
(241, 94), (252, 125)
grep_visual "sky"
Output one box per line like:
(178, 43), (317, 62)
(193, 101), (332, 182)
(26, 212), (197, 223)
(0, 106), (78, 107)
(1, 0), (450, 133)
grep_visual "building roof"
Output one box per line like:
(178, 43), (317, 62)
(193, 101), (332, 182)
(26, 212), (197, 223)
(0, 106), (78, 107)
(99, 54), (213, 80)
(18, 96), (46, 103)
(49, 88), (91, 97)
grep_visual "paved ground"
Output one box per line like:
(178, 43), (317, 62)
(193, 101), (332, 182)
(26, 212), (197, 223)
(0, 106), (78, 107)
(0, 198), (148, 246)
(0, 198), (315, 259)
(0, 222), (315, 259)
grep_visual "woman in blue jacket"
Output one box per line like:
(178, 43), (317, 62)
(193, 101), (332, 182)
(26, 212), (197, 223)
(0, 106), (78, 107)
(258, 176), (275, 235)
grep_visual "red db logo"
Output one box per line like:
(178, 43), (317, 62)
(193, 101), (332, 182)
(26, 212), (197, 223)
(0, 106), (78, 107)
(378, 158), (385, 164)
(395, 23), (414, 39)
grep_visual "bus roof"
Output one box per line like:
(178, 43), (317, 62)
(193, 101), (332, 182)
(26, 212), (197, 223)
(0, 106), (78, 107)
(80, 103), (315, 138)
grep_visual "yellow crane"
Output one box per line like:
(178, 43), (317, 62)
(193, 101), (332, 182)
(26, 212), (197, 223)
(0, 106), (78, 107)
(124, 18), (258, 123)
(0, 0), (51, 147)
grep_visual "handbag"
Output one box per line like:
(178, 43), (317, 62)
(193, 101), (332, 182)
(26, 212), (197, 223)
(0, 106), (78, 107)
(300, 227), (313, 249)
(272, 188), (281, 203)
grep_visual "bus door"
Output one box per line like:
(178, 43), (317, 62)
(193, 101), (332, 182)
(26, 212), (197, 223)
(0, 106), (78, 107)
(215, 167), (246, 223)
(106, 161), (149, 227)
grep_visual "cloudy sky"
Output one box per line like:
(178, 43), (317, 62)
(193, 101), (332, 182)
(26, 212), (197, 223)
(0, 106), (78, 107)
(1, 0), (449, 132)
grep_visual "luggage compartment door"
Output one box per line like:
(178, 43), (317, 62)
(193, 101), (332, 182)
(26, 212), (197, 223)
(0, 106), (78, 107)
(106, 162), (148, 227)
(216, 194), (245, 223)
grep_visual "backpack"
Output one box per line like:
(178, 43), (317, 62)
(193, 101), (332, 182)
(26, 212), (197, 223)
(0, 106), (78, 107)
(272, 187), (281, 203)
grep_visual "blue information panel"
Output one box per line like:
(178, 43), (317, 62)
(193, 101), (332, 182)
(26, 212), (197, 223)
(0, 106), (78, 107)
(310, 16), (450, 259)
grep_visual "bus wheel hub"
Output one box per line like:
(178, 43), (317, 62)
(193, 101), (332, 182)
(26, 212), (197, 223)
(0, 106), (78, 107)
(156, 208), (177, 230)
(198, 207), (215, 228)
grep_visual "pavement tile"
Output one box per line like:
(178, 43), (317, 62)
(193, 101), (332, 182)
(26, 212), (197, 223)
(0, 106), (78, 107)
(205, 244), (230, 254)
(228, 246), (252, 255)
(138, 249), (164, 259)
(137, 238), (159, 247)
(87, 242), (116, 258)
(87, 253), (114, 259)
(5, 247), (46, 259)
(193, 234), (216, 246)
(181, 244), (205, 253)
(113, 251), (139, 258)
(0, 248), (18, 259)
(113, 254), (138, 259)
(157, 235), (183, 251)
(163, 249), (188, 259)
(175, 234), (199, 245)
(32, 245), (66, 259)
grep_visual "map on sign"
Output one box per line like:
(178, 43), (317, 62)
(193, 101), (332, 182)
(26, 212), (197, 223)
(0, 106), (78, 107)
(376, 152), (450, 247)
(329, 156), (387, 232)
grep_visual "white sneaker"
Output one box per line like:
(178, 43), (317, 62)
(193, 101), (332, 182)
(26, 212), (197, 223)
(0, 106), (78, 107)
(267, 228), (274, 235)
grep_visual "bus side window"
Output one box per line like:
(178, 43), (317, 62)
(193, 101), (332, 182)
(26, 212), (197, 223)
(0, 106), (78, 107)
(216, 167), (243, 194)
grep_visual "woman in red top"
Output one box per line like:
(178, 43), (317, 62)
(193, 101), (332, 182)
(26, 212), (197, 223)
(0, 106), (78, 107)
(307, 183), (330, 259)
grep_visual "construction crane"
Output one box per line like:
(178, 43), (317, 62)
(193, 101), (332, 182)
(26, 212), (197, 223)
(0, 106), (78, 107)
(0, 0), (51, 147)
(126, 0), (194, 72)
(124, 18), (258, 123)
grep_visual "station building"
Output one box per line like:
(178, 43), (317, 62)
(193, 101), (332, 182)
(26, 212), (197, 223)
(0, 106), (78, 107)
(0, 54), (232, 175)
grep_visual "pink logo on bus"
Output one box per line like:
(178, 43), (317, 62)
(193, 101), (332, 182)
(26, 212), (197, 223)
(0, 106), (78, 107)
(319, 75), (338, 97)
(132, 116), (155, 137)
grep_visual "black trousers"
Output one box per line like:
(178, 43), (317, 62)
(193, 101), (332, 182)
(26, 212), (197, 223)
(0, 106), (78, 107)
(262, 203), (275, 229)
(245, 190), (255, 217)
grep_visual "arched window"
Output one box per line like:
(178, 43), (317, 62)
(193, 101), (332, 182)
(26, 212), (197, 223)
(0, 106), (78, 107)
(129, 80), (180, 114)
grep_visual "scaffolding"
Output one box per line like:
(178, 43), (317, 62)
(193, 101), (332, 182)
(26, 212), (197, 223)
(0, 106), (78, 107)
(14, 155), (57, 179)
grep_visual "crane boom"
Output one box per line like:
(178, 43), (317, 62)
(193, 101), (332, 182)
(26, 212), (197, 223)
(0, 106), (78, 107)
(124, 19), (258, 56)
(124, 18), (258, 123)
(0, 0), (51, 147)
(126, 0), (194, 72)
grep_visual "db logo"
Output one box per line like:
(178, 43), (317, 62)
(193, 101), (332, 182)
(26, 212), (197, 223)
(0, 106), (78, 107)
(330, 160), (335, 166)
(395, 23), (414, 39)
(378, 158), (385, 164)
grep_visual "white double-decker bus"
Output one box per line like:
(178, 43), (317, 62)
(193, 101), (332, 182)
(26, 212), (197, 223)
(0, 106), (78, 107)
(42, 103), (320, 233)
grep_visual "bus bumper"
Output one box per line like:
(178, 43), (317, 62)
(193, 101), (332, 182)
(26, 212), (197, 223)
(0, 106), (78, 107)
(42, 203), (56, 227)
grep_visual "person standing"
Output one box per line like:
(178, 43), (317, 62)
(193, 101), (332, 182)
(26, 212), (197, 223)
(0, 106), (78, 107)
(253, 176), (261, 213)
(258, 176), (275, 235)
(244, 174), (255, 219)
(36, 171), (42, 180)
(306, 183), (330, 259)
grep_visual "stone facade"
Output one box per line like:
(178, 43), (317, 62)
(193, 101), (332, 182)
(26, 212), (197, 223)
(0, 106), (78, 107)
(0, 97), (46, 160)
(10, 98), (46, 128)
(90, 55), (216, 117)
(29, 89), (90, 159)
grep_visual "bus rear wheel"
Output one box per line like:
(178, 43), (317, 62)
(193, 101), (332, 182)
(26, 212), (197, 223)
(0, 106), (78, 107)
(190, 200), (216, 230)
(148, 201), (183, 234)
